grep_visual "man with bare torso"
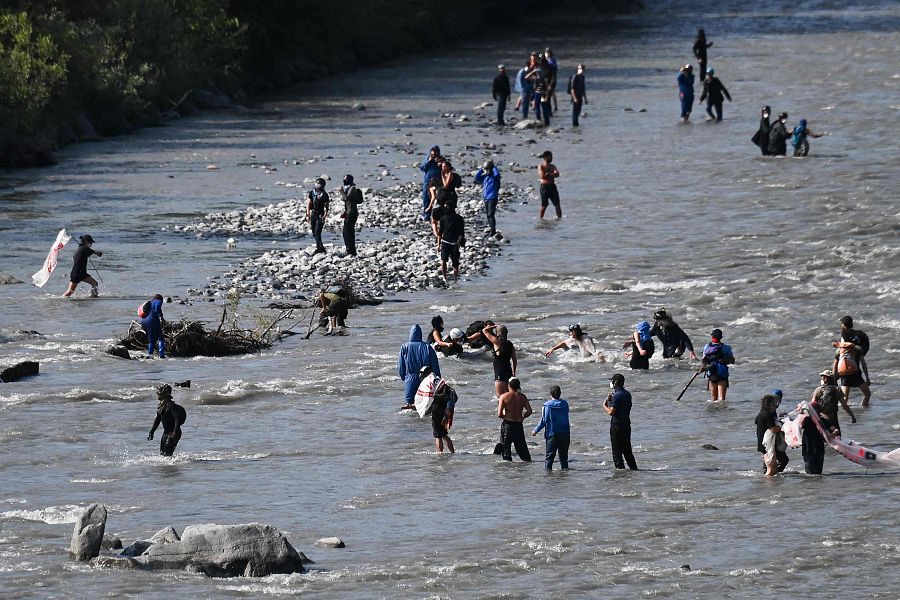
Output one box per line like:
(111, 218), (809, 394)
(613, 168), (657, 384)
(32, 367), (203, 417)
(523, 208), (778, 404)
(496, 377), (533, 462)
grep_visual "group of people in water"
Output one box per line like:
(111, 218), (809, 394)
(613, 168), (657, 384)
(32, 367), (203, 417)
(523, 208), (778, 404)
(397, 310), (874, 475)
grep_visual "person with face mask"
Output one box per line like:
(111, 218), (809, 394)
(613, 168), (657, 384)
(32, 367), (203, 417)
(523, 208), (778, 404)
(306, 178), (330, 254)
(768, 112), (790, 156)
(339, 174), (362, 256)
(752, 106), (772, 155)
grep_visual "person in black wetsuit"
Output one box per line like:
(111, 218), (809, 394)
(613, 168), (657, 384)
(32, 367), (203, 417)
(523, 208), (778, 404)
(768, 112), (789, 156)
(147, 384), (187, 457)
(692, 28), (713, 82)
(648, 309), (697, 360)
(63, 234), (102, 297)
(699, 68), (731, 121)
(483, 324), (517, 398)
(306, 178), (329, 254)
(801, 399), (839, 475)
(752, 106), (772, 156)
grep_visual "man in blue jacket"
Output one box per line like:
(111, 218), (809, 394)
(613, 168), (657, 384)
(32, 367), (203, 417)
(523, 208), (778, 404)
(532, 385), (570, 470)
(419, 145), (442, 220)
(398, 325), (441, 409)
(473, 160), (501, 237)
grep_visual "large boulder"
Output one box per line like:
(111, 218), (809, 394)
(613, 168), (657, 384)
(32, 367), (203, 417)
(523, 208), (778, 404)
(138, 523), (305, 577)
(150, 526), (180, 544)
(69, 503), (107, 561)
(1, 361), (39, 383)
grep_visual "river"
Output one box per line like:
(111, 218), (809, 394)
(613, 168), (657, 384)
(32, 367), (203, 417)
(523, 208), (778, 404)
(1, 0), (898, 598)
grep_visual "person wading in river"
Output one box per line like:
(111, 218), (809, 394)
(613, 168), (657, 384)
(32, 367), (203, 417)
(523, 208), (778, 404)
(483, 324), (517, 398)
(538, 151), (561, 219)
(603, 373), (638, 470)
(63, 234), (102, 297)
(148, 384), (187, 457)
(497, 377), (533, 463)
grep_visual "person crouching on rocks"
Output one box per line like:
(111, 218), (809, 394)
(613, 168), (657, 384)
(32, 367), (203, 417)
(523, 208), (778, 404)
(148, 384), (187, 457)
(141, 294), (166, 358)
(63, 234), (102, 297)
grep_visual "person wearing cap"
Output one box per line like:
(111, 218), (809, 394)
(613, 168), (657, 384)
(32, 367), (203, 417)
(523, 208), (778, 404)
(701, 329), (735, 402)
(532, 385), (570, 470)
(492, 64), (511, 126)
(832, 316), (872, 407)
(338, 174), (362, 256)
(483, 323), (517, 398)
(768, 112), (789, 156)
(148, 384), (187, 457)
(544, 47), (559, 112)
(699, 67), (731, 122)
(755, 391), (789, 476)
(497, 376), (533, 462)
(63, 234), (102, 297)
(790, 118), (825, 157)
(812, 369), (855, 424)
(140, 294), (166, 358)
(546, 324), (604, 361)
(752, 106), (772, 155)
(419, 145), (443, 220)
(474, 160), (502, 237)
(570, 64), (588, 127)
(676, 64), (695, 123)
(306, 178), (330, 254)
(692, 28), (713, 82)
(603, 373), (637, 470)
(648, 309), (696, 360)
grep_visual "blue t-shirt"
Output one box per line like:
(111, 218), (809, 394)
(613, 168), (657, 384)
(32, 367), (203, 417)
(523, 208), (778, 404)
(609, 388), (632, 427)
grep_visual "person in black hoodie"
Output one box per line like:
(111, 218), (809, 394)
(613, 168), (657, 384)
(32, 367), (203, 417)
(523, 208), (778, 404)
(148, 384), (187, 457)
(648, 309), (697, 360)
(752, 106), (772, 156)
(492, 64), (511, 126)
(699, 68), (731, 121)
(338, 174), (362, 256)
(768, 112), (789, 156)
(692, 28), (713, 81)
(63, 234), (102, 297)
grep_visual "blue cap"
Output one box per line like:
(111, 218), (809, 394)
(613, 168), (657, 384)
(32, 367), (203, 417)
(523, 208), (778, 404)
(799, 119), (807, 127)
(771, 389), (783, 398)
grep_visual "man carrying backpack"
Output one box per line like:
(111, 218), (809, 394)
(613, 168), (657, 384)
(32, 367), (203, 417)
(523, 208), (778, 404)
(833, 315), (871, 407)
(701, 328), (735, 402)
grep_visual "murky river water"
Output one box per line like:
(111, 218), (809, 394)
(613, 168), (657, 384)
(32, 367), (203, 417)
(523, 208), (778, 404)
(1, 0), (898, 598)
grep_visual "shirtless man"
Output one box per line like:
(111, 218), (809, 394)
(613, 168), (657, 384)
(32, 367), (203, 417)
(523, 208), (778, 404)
(538, 151), (561, 219)
(497, 377), (533, 462)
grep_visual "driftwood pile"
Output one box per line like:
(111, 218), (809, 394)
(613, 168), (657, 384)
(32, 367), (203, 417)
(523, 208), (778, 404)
(119, 319), (272, 357)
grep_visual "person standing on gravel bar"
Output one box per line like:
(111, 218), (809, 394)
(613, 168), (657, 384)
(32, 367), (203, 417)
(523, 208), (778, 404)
(63, 234), (102, 297)
(676, 64), (694, 123)
(338, 174), (362, 256)
(493, 64), (511, 126)
(692, 28), (713, 82)
(538, 151), (561, 219)
(699, 68), (731, 122)
(483, 323), (518, 398)
(419, 145), (442, 220)
(140, 294), (166, 358)
(306, 178), (329, 254)
(148, 384), (187, 457)
(474, 160), (501, 236)
(532, 385), (570, 470)
(438, 203), (465, 283)
(570, 64), (588, 127)
(603, 373), (638, 470)
(545, 47), (559, 113)
(497, 377), (533, 462)
(398, 325), (441, 410)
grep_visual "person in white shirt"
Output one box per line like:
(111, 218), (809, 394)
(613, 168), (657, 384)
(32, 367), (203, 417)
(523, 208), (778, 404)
(546, 324), (605, 361)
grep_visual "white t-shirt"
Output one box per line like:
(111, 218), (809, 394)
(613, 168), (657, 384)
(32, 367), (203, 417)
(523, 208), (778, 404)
(566, 334), (598, 359)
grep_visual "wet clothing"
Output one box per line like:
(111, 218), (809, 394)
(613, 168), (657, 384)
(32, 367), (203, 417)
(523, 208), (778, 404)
(140, 298), (165, 357)
(340, 185), (362, 255)
(702, 342), (734, 383)
(544, 432), (570, 470)
(439, 212), (464, 268)
(500, 420), (532, 462)
(540, 183), (560, 207)
(307, 190), (329, 252)
(608, 387), (636, 469)
(801, 411), (837, 475)
(768, 121), (789, 156)
(677, 71), (695, 119)
(700, 77), (731, 121)
(322, 292), (349, 326)
(752, 117), (771, 155)
(564, 334), (599, 359)
(431, 394), (449, 438)
(629, 333), (654, 370)
(648, 319), (694, 358)
(398, 325), (441, 405)
(420, 155), (442, 217)
(150, 400), (186, 457)
(492, 339), (515, 381)
(493, 72), (511, 125)
(69, 245), (98, 283)
(692, 35), (712, 81)
(755, 408), (777, 453)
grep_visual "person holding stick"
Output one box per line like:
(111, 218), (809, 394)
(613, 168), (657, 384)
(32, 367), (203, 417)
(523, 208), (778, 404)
(63, 234), (102, 297)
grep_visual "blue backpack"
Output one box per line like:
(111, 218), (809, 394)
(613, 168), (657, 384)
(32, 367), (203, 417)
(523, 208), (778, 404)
(703, 343), (729, 378)
(791, 123), (807, 148)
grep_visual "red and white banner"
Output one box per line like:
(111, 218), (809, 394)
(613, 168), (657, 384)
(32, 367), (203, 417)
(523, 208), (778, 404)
(32, 229), (71, 288)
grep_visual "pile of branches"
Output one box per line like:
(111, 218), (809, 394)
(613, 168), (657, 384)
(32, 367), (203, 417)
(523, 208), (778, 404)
(119, 319), (272, 357)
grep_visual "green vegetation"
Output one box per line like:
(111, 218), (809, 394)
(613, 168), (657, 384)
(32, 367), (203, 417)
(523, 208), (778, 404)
(0, 0), (639, 166)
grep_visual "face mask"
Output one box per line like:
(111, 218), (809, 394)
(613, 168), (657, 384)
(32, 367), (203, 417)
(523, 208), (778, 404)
(314, 184), (323, 191)
(609, 382), (614, 389)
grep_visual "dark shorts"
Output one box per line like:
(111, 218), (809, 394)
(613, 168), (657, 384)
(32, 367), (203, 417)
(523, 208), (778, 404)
(839, 373), (864, 388)
(431, 404), (447, 438)
(540, 183), (560, 207)
(708, 375), (729, 387)
(440, 242), (460, 267)
(494, 368), (513, 382)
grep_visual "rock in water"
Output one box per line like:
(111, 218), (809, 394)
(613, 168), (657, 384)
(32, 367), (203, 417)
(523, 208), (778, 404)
(138, 523), (305, 577)
(150, 526), (180, 544)
(120, 540), (153, 558)
(315, 537), (345, 548)
(0, 273), (23, 285)
(101, 534), (122, 550)
(69, 503), (107, 561)
(91, 556), (148, 571)
(1, 361), (39, 383)
(513, 119), (543, 130)
(701, 444), (719, 451)
(105, 345), (131, 360)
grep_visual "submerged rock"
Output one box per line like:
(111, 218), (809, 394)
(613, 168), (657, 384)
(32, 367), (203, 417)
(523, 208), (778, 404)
(69, 503), (107, 561)
(0, 274), (23, 285)
(91, 556), (148, 571)
(105, 345), (131, 360)
(1, 361), (39, 382)
(315, 537), (345, 548)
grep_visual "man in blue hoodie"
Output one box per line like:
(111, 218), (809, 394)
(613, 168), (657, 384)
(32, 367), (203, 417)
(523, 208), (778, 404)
(398, 325), (441, 409)
(532, 385), (570, 470)
(473, 160), (501, 237)
(419, 145), (442, 220)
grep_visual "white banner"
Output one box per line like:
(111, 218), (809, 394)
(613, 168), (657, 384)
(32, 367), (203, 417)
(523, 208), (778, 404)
(32, 229), (71, 288)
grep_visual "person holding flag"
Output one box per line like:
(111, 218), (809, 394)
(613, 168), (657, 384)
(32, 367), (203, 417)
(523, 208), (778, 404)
(63, 234), (102, 297)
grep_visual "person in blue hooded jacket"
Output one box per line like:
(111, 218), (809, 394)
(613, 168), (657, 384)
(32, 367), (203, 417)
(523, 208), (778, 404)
(141, 294), (166, 358)
(624, 321), (655, 370)
(473, 160), (501, 236)
(532, 385), (570, 470)
(398, 325), (441, 409)
(419, 146), (442, 220)
(791, 119), (825, 156)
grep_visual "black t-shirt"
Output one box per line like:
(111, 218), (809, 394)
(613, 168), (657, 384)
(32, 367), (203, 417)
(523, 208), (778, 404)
(431, 204), (447, 223)
(492, 339), (515, 378)
(439, 213), (465, 244)
(755, 408), (776, 452)
(70, 245), (97, 280)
